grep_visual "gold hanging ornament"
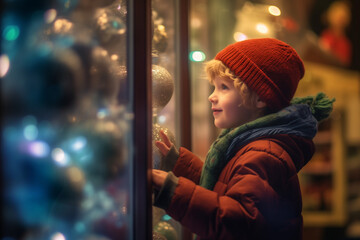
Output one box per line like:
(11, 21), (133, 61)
(152, 64), (174, 113)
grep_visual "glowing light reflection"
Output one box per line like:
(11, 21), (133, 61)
(3, 25), (20, 41)
(189, 51), (206, 62)
(44, 9), (58, 23)
(162, 214), (172, 221)
(24, 124), (38, 141)
(50, 232), (66, 240)
(52, 148), (69, 166)
(268, 6), (281, 16)
(256, 23), (269, 34)
(191, 17), (202, 28)
(71, 136), (87, 151)
(122, 206), (127, 214)
(104, 122), (116, 132)
(54, 19), (73, 34)
(158, 115), (166, 124)
(157, 25), (165, 32)
(28, 141), (50, 158)
(0, 54), (10, 77)
(67, 167), (84, 184)
(111, 54), (119, 61)
(97, 109), (109, 119)
(233, 32), (248, 42)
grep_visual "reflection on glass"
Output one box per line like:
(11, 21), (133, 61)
(151, 0), (182, 239)
(2, 0), (132, 239)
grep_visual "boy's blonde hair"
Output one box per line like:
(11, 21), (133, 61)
(205, 59), (260, 109)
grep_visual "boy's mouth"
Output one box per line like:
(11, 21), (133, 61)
(212, 108), (222, 114)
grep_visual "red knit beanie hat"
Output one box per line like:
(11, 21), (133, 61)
(215, 38), (305, 111)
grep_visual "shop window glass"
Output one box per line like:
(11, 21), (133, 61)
(2, 1), (133, 239)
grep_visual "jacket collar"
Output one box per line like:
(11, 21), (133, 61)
(200, 104), (318, 190)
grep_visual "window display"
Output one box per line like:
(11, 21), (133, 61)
(2, 0), (132, 239)
(151, 1), (183, 239)
(2, 0), (189, 239)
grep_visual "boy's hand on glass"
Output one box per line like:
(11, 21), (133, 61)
(155, 130), (173, 156)
(152, 169), (168, 190)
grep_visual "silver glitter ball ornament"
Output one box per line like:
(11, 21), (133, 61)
(152, 65), (174, 112)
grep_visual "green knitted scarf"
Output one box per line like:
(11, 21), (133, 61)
(199, 92), (335, 190)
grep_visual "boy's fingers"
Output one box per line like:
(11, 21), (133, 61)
(159, 130), (172, 147)
(155, 141), (170, 156)
(152, 169), (167, 189)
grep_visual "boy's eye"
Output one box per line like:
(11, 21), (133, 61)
(221, 84), (229, 90)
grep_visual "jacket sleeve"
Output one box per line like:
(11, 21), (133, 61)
(153, 148), (204, 210)
(172, 147), (204, 184)
(165, 144), (292, 239)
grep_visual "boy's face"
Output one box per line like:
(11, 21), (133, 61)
(208, 76), (254, 129)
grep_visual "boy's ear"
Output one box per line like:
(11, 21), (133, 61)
(255, 97), (267, 109)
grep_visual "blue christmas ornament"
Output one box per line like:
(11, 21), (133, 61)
(3, 44), (85, 118)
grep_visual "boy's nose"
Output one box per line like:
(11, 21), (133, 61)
(208, 92), (216, 103)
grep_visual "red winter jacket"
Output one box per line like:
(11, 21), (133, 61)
(156, 134), (314, 240)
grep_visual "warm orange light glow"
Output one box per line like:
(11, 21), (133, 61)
(268, 6), (281, 16)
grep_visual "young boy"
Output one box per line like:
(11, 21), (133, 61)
(152, 38), (334, 240)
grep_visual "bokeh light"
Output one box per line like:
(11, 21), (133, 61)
(52, 148), (70, 166)
(0, 54), (10, 77)
(191, 17), (202, 29)
(162, 214), (172, 221)
(189, 51), (206, 62)
(255, 23), (269, 34)
(24, 124), (38, 141)
(3, 25), (20, 41)
(50, 232), (66, 240)
(97, 108), (109, 119)
(27, 141), (50, 158)
(122, 206), (127, 215)
(268, 6), (281, 16)
(158, 115), (166, 124)
(71, 136), (87, 151)
(111, 54), (119, 61)
(53, 19), (73, 34)
(233, 32), (248, 42)
(44, 9), (58, 23)
(67, 166), (85, 185)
